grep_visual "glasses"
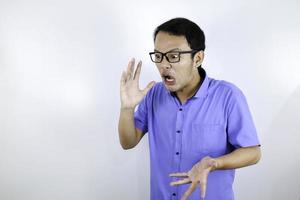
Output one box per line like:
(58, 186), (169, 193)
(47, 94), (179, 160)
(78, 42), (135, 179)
(149, 50), (198, 63)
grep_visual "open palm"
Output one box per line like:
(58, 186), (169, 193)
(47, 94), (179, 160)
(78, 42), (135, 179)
(170, 156), (218, 200)
(120, 58), (155, 109)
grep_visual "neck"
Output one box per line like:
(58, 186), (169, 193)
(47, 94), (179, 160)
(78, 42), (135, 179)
(176, 70), (202, 104)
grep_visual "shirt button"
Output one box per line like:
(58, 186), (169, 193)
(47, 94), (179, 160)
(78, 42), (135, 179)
(176, 130), (180, 133)
(176, 152), (180, 155)
(179, 108), (183, 111)
(172, 193), (176, 196)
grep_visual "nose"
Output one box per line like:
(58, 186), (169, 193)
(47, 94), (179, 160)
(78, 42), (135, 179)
(159, 55), (172, 70)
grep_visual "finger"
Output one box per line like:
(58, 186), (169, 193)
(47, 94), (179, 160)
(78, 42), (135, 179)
(169, 172), (188, 177)
(142, 81), (155, 95)
(120, 70), (126, 85)
(200, 180), (207, 199)
(170, 178), (190, 186)
(181, 182), (197, 200)
(133, 60), (142, 80)
(126, 58), (135, 80)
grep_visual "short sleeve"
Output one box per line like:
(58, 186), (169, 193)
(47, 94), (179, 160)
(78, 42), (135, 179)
(226, 88), (261, 149)
(134, 96), (149, 134)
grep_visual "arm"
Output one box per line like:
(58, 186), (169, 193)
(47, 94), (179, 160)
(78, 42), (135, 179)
(214, 145), (261, 170)
(118, 58), (155, 150)
(118, 108), (143, 149)
(170, 146), (261, 200)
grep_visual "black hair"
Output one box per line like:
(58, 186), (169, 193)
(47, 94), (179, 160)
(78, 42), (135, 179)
(153, 17), (205, 57)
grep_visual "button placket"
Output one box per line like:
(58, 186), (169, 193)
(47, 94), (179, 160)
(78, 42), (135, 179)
(171, 106), (184, 199)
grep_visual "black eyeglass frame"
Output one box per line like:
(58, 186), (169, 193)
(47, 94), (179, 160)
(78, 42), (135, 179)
(149, 50), (199, 63)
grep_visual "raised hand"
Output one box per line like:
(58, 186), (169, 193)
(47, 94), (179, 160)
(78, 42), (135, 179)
(170, 156), (218, 200)
(120, 58), (155, 109)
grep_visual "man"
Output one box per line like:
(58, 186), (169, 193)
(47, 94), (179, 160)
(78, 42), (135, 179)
(118, 18), (261, 200)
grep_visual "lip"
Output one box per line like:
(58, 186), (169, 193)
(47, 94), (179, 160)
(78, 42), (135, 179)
(162, 75), (176, 86)
(164, 79), (176, 86)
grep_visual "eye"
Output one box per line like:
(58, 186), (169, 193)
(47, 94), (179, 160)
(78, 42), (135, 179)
(155, 53), (162, 59)
(170, 54), (178, 59)
(167, 53), (179, 60)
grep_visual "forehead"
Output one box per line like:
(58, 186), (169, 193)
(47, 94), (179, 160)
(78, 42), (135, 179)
(154, 31), (190, 52)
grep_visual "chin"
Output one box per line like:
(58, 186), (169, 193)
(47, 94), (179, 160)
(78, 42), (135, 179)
(164, 84), (178, 92)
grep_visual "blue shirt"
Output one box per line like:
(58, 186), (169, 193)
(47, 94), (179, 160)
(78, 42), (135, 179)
(134, 68), (260, 200)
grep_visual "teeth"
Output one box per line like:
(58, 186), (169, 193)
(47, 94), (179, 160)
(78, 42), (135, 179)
(163, 75), (174, 82)
(166, 77), (174, 82)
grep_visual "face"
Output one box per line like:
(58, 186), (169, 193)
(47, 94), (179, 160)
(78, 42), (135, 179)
(154, 31), (203, 93)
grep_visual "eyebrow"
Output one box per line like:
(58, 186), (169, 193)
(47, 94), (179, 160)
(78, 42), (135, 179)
(154, 48), (181, 53)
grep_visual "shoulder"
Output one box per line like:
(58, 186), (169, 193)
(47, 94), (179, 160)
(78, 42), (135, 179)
(145, 82), (166, 96)
(207, 77), (250, 116)
(207, 78), (245, 99)
(142, 82), (167, 102)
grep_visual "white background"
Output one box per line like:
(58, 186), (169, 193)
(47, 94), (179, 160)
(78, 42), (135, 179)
(1, 0), (300, 199)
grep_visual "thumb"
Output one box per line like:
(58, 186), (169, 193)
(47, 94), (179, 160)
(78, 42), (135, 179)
(142, 81), (156, 95)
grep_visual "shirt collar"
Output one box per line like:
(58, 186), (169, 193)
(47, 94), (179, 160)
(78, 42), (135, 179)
(194, 67), (209, 98)
(170, 67), (209, 98)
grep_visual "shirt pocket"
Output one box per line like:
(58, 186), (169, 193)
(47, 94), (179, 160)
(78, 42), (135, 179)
(191, 123), (226, 154)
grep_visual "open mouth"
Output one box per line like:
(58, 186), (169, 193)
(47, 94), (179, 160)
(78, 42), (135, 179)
(164, 75), (174, 82)
(162, 75), (175, 85)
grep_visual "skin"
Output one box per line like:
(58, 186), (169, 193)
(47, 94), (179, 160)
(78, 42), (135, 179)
(118, 31), (261, 200)
(153, 31), (204, 103)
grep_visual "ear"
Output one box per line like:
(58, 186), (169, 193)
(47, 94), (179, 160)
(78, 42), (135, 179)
(193, 50), (204, 68)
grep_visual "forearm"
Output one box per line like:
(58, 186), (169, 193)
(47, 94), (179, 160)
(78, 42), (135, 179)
(213, 146), (261, 171)
(118, 108), (138, 149)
